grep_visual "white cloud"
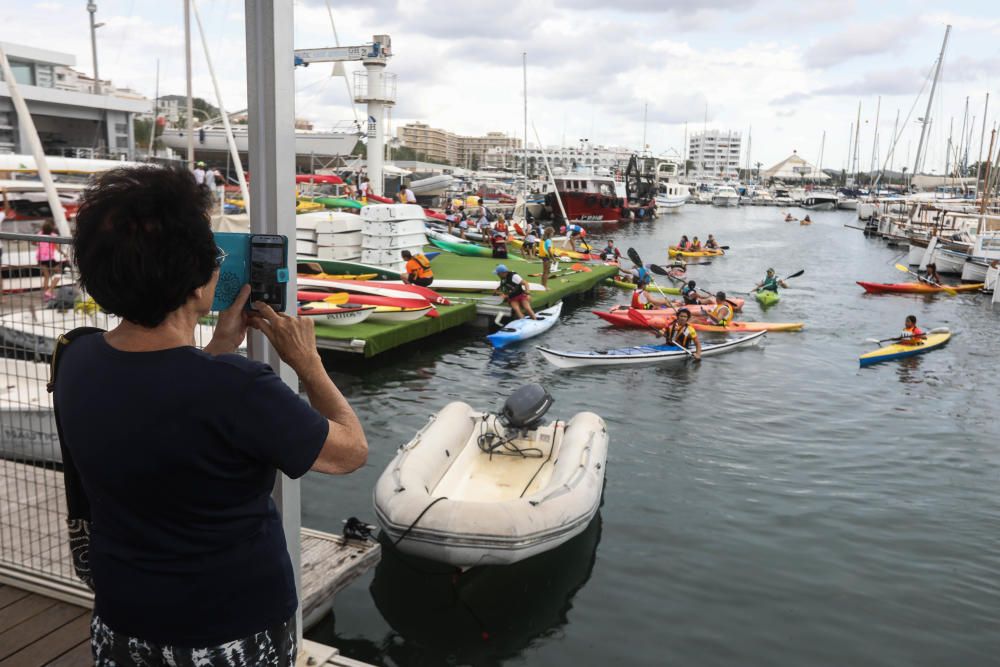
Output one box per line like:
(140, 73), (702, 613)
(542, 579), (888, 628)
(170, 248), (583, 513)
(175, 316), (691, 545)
(804, 17), (922, 69)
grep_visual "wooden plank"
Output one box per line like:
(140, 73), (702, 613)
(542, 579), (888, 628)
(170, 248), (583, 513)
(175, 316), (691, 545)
(0, 600), (87, 660)
(0, 586), (29, 611)
(0, 613), (90, 666)
(0, 594), (54, 633)
(42, 639), (93, 667)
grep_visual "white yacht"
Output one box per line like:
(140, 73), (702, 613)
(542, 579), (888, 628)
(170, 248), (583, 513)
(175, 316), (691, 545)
(711, 185), (740, 207)
(800, 191), (839, 210)
(160, 125), (359, 158)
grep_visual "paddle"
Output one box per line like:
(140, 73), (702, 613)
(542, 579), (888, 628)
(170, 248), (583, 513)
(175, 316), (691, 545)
(626, 307), (696, 360)
(628, 248), (674, 308)
(747, 269), (805, 295)
(650, 264), (739, 311)
(893, 263), (957, 295)
(296, 292), (349, 304)
(864, 326), (950, 346)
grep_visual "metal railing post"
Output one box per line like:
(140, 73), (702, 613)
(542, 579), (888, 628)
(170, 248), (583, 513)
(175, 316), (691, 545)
(244, 0), (303, 646)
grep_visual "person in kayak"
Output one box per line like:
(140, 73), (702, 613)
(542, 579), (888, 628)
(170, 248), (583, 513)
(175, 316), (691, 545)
(784, 213), (797, 222)
(630, 262), (652, 288)
(705, 235), (719, 250)
(400, 250), (434, 287)
(677, 235), (690, 250)
(658, 308), (701, 360)
(756, 268), (787, 293)
(702, 292), (734, 326)
(690, 237), (702, 251)
(922, 263), (942, 285)
(600, 239), (622, 262)
(494, 264), (537, 320)
(900, 315), (926, 345)
(680, 280), (705, 305)
(630, 283), (667, 310)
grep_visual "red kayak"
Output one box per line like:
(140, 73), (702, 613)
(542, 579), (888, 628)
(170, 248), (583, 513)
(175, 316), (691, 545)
(857, 281), (985, 294)
(298, 290), (431, 311)
(365, 193), (394, 204)
(369, 280), (450, 305)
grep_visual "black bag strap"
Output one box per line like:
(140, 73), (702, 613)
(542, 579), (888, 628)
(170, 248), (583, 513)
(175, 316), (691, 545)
(47, 326), (104, 521)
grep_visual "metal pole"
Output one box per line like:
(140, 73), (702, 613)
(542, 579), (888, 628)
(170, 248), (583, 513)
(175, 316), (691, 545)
(523, 52), (527, 191)
(0, 46), (70, 236)
(245, 0), (302, 646)
(914, 24), (951, 175)
(365, 61), (386, 197)
(977, 93), (990, 195)
(533, 123), (569, 223)
(184, 0), (195, 168)
(868, 96), (881, 179)
(147, 59), (159, 158)
(87, 2), (101, 95)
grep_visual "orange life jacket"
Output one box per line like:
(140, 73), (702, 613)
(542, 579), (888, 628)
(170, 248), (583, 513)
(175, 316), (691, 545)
(406, 254), (433, 280)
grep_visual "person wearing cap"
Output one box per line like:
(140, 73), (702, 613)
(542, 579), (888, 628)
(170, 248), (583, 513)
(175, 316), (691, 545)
(493, 264), (537, 320)
(400, 250), (433, 287)
(192, 161), (207, 186)
(755, 268), (787, 293)
(702, 292), (734, 326)
(657, 308), (701, 360)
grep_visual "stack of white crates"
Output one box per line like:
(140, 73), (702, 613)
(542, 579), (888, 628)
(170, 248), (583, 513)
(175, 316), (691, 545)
(360, 204), (428, 274)
(295, 211), (363, 261)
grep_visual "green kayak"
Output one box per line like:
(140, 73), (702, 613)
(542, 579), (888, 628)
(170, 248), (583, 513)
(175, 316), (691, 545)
(295, 257), (400, 280)
(755, 290), (780, 307)
(314, 196), (363, 210)
(428, 236), (493, 258)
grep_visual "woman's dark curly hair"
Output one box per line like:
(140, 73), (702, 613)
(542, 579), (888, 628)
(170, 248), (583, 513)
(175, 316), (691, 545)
(74, 165), (217, 327)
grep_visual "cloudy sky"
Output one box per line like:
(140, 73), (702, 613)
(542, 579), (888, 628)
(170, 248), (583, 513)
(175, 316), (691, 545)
(3, 0), (998, 173)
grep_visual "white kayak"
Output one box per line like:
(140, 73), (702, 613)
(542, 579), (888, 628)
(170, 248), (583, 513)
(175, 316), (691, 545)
(298, 303), (376, 326)
(298, 277), (421, 301)
(537, 330), (766, 369)
(373, 401), (608, 568)
(367, 305), (435, 322)
(428, 278), (547, 292)
(487, 302), (562, 349)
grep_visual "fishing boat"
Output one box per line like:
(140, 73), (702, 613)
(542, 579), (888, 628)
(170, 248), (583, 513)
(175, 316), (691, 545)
(373, 385), (608, 568)
(537, 330), (766, 369)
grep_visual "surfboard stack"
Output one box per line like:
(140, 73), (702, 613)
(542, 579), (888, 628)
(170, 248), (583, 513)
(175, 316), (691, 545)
(360, 204), (428, 274)
(296, 211), (363, 261)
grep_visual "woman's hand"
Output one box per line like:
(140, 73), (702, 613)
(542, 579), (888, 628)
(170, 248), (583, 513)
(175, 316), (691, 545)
(205, 285), (250, 355)
(248, 301), (322, 378)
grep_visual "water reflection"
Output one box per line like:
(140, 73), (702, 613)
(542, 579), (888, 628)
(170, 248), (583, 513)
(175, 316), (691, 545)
(366, 513), (603, 665)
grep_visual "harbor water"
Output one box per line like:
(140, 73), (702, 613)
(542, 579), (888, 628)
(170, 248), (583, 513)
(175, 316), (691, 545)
(304, 205), (1000, 666)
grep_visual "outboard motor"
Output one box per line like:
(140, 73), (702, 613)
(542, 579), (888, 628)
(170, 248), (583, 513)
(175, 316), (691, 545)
(500, 383), (553, 432)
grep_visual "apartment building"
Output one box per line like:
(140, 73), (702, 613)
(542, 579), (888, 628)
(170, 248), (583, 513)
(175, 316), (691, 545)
(687, 129), (742, 180)
(397, 123), (521, 168)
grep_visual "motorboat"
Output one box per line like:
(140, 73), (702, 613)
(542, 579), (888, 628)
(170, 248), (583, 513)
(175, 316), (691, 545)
(373, 384), (608, 568)
(408, 174), (454, 197)
(800, 192), (839, 210)
(655, 182), (688, 211)
(711, 186), (740, 207)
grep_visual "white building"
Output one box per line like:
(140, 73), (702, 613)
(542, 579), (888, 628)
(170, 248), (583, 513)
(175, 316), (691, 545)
(0, 42), (151, 159)
(484, 141), (634, 175)
(687, 130), (742, 180)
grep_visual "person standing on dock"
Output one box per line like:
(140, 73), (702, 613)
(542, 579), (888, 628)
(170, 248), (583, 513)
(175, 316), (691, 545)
(539, 227), (555, 287)
(53, 165), (368, 667)
(401, 250), (434, 287)
(399, 183), (416, 203)
(494, 264), (537, 319)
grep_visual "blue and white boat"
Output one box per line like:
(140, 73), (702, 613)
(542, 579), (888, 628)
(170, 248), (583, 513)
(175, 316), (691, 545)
(487, 302), (562, 349)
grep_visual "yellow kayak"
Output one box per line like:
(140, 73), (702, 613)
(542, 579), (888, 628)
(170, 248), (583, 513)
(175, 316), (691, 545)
(296, 200), (324, 213)
(508, 238), (594, 260)
(668, 246), (724, 258)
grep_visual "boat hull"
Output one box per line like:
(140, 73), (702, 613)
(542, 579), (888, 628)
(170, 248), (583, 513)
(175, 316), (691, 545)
(859, 332), (951, 367)
(537, 330), (766, 369)
(487, 302), (562, 349)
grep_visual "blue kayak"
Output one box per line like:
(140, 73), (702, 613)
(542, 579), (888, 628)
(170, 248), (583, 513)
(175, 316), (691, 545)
(487, 302), (563, 349)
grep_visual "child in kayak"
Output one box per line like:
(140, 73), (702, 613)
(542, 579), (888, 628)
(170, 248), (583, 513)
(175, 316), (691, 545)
(677, 235), (690, 250)
(600, 239), (622, 262)
(681, 280), (707, 305)
(658, 308), (701, 361)
(494, 264), (537, 319)
(690, 237), (702, 251)
(900, 315), (926, 345)
(756, 268), (787, 293)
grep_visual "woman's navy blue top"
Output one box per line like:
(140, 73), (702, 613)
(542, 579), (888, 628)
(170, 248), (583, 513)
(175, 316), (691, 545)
(54, 333), (328, 647)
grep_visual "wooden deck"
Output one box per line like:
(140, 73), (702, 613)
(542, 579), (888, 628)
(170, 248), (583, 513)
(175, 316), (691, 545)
(0, 459), (380, 664)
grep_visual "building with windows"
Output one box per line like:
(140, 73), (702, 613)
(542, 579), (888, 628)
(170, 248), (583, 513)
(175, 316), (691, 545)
(484, 141), (634, 176)
(0, 42), (151, 158)
(687, 129), (742, 180)
(397, 123), (521, 169)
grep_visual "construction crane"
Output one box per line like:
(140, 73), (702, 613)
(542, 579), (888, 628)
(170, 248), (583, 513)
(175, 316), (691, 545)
(294, 35), (395, 196)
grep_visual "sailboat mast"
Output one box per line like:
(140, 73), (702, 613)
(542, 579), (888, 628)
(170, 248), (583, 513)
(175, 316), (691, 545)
(523, 52), (528, 189)
(977, 93), (990, 193)
(957, 96), (969, 175)
(818, 130), (825, 182)
(852, 101), (861, 182)
(868, 96), (881, 179)
(914, 24), (952, 176)
(641, 101), (648, 154)
(945, 117), (953, 176)
(148, 58), (159, 158)
(184, 0), (194, 168)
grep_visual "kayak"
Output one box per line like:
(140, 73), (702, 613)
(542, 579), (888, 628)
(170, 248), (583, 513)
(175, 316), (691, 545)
(314, 196), (363, 210)
(594, 308), (803, 332)
(604, 277), (682, 294)
(508, 238), (600, 261)
(755, 290), (780, 307)
(368, 305), (437, 322)
(668, 297), (745, 311)
(298, 303), (376, 326)
(296, 264), (376, 281)
(668, 246), (724, 258)
(415, 278), (547, 293)
(366, 281), (450, 304)
(859, 332), (951, 367)
(537, 330), (766, 369)
(428, 236), (494, 258)
(856, 281), (985, 294)
(300, 291), (429, 310)
(295, 257), (401, 281)
(487, 302), (562, 349)
(299, 277), (426, 302)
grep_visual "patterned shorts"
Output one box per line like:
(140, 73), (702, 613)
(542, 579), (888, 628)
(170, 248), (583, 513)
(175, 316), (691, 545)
(91, 614), (296, 667)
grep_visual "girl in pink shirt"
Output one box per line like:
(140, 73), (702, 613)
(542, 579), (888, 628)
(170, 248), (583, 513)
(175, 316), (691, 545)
(37, 219), (64, 299)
